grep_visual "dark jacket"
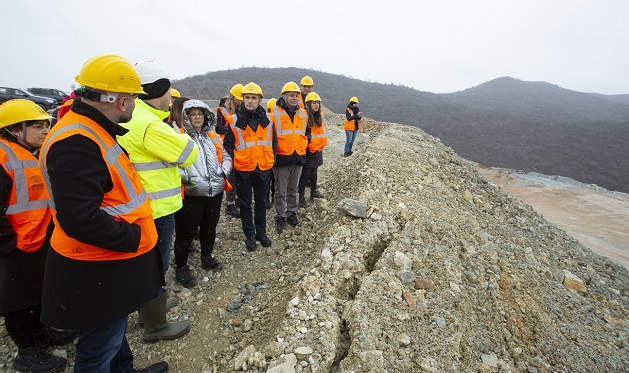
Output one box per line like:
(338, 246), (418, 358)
(223, 104), (277, 178)
(40, 100), (163, 330)
(0, 140), (52, 315)
(346, 104), (361, 123)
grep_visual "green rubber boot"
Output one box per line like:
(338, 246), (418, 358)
(138, 292), (190, 342)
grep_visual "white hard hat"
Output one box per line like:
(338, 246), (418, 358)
(133, 60), (170, 85)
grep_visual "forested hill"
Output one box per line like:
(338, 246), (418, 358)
(174, 68), (629, 193)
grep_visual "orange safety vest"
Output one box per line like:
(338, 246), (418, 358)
(39, 111), (158, 261)
(307, 118), (329, 153)
(271, 107), (308, 156)
(0, 139), (51, 252)
(344, 107), (360, 131)
(57, 99), (74, 121)
(216, 106), (232, 140)
(228, 113), (274, 172)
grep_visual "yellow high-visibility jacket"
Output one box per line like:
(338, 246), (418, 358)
(118, 99), (198, 219)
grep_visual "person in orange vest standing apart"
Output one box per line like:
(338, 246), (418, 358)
(298, 76), (314, 109)
(117, 59), (197, 342)
(215, 84), (243, 219)
(270, 82), (309, 233)
(223, 82), (277, 251)
(343, 96), (362, 157)
(298, 92), (328, 208)
(38, 55), (168, 372)
(0, 100), (75, 372)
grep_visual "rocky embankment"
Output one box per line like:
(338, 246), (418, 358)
(1, 115), (627, 372)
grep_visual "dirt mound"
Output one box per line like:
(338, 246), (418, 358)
(1, 116), (627, 372)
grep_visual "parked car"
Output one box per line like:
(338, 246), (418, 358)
(0, 87), (57, 110)
(26, 87), (70, 105)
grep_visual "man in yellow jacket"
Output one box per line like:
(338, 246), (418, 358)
(117, 59), (198, 342)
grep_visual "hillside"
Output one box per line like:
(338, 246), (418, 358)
(5, 115), (627, 372)
(174, 68), (629, 193)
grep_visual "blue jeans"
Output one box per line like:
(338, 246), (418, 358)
(344, 130), (357, 153)
(74, 317), (134, 373)
(154, 214), (175, 274)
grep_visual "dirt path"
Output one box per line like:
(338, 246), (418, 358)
(479, 166), (629, 269)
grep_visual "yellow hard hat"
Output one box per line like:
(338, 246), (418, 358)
(242, 82), (263, 98)
(350, 96), (359, 103)
(266, 98), (277, 109)
(170, 88), (181, 98)
(75, 54), (146, 95)
(230, 84), (244, 100)
(281, 81), (301, 94)
(300, 76), (314, 86)
(305, 92), (322, 103)
(0, 99), (53, 130)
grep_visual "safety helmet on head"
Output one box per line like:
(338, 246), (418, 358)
(242, 82), (264, 98)
(133, 60), (171, 85)
(230, 84), (244, 100)
(0, 99), (53, 130)
(281, 81), (301, 94)
(350, 96), (359, 103)
(75, 54), (146, 95)
(305, 92), (322, 103)
(300, 76), (314, 86)
(170, 88), (181, 98)
(266, 98), (277, 109)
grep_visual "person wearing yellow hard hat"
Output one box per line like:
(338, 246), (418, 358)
(222, 82), (277, 251)
(266, 98), (277, 112)
(170, 88), (181, 99)
(0, 99), (71, 373)
(343, 96), (362, 157)
(298, 76), (314, 109)
(270, 82), (309, 234)
(298, 92), (328, 208)
(216, 83), (243, 219)
(38, 55), (168, 372)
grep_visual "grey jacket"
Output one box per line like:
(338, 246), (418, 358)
(179, 100), (232, 197)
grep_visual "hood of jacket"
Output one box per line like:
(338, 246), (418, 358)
(182, 99), (216, 134)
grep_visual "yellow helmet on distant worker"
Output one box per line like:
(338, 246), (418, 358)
(0, 99), (53, 130)
(75, 54), (146, 95)
(281, 81), (301, 94)
(305, 92), (322, 103)
(242, 82), (263, 98)
(230, 84), (244, 100)
(170, 88), (181, 98)
(300, 76), (314, 86)
(350, 96), (359, 103)
(266, 98), (277, 109)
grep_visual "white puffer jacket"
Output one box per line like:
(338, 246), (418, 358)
(179, 100), (232, 197)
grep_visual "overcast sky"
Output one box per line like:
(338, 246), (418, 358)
(3, 0), (628, 95)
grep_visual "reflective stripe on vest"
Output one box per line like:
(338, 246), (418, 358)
(272, 109), (307, 136)
(0, 140), (50, 252)
(229, 113), (274, 172)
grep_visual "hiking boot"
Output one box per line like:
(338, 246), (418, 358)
(245, 235), (257, 251)
(348, 150), (353, 155)
(136, 361), (168, 373)
(287, 214), (299, 227)
(175, 265), (196, 288)
(255, 234), (272, 247)
(275, 217), (286, 234)
(34, 327), (78, 348)
(310, 190), (324, 199)
(342, 152), (349, 157)
(298, 196), (308, 208)
(13, 346), (66, 373)
(225, 204), (240, 218)
(201, 256), (224, 271)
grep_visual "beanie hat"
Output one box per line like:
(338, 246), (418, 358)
(138, 78), (171, 100)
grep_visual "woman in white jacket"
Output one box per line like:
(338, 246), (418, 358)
(173, 99), (232, 288)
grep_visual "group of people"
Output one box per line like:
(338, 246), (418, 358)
(0, 54), (363, 372)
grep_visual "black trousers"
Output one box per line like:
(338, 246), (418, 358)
(3, 304), (43, 349)
(236, 169), (271, 237)
(299, 166), (319, 197)
(174, 193), (223, 267)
